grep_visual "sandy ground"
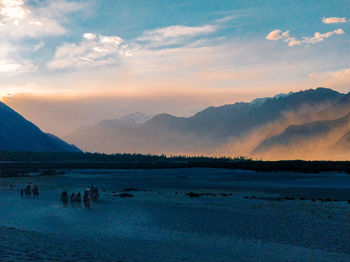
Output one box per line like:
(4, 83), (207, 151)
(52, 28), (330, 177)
(0, 168), (349, 262)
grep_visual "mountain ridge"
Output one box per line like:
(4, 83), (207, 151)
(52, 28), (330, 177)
(252, 93), (350, 159)
(0, 101), (81, 152)
(65, 87), (348, 158)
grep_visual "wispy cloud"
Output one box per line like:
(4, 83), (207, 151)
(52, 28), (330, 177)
(48, 18), (222, 71)
(0, 41), (38, 73)
(266, 28), (344, 47)
(322, 17), (347, 24)
(136, 24), (217, 47)
(48, 33), (131, 70)
(36, 0), (85, 18)
(0, 60), (35, 73)
(309, 67), (350, 91)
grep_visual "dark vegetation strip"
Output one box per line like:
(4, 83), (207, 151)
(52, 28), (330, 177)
(0, 151), (350, 177)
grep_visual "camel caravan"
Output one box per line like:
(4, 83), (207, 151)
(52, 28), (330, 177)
(61, 185), (99, 209)
(18, 182), (98, 209)
(20, 183), (39, 199)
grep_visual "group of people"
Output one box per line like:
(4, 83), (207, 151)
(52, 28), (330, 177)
(20, 183), (39, 198)
(60, 185), (99, 209)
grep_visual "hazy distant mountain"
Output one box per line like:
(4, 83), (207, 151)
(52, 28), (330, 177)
(252, 93), (350, 160)
(122, 112), (153, 125)
(0, 101), (81, 152)
(83, 112), (153, 130)
(253, 113), (350, 157)
(333, 130), (350, 152)
(182, 87), (342, 139)
(65, 88), (346, 156)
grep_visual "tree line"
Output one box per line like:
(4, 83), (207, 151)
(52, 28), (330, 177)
(0, 151), (350, 177)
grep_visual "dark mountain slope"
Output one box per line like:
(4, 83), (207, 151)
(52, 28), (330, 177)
(0, 101), (81, 152)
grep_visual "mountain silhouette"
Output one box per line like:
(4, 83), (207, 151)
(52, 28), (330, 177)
(65, 88), (345, 156)
(0, 101), (81, 152)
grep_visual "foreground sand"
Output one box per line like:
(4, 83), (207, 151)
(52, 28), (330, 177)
(0, 168), (349, 262)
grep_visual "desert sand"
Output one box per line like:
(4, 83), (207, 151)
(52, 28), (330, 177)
(0, 168), (349, 262)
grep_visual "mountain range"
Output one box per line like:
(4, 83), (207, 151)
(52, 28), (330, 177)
(0, 101), (80, 152)
(2, 87), (349, 159)
(65, 87), (350, 160)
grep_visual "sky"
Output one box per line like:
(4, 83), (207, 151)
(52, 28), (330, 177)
(1, 0), (350, 136)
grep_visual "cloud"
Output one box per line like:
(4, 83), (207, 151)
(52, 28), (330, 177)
(83, 33), (96, 40)
(0, 0), (85, 38)
(33, 41), (45, 52)
(302, 28), (344, 44)
(0, 1), (84, 73)
(48, 21), (220, 70)
(0, 61), (35, 73)
(309, 67), (350, 91)
(36, 0), (86, 18)
(266, 28), (345, 46)
(46, 16), (326, 89)
(287, 38), (301, 47)
(265, 29), (301, 46)
(48, 33), (131, 70)
(265, 29), (289, 40)
(0, 0), (88, 73)
(0, 0), (27, 21)
(322, 17), (347, 24)
(0, 42), (37, 73)
(136, 24), (217, 46)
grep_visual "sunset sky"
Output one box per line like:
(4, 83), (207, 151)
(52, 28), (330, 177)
(1, 0), (350, 135)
